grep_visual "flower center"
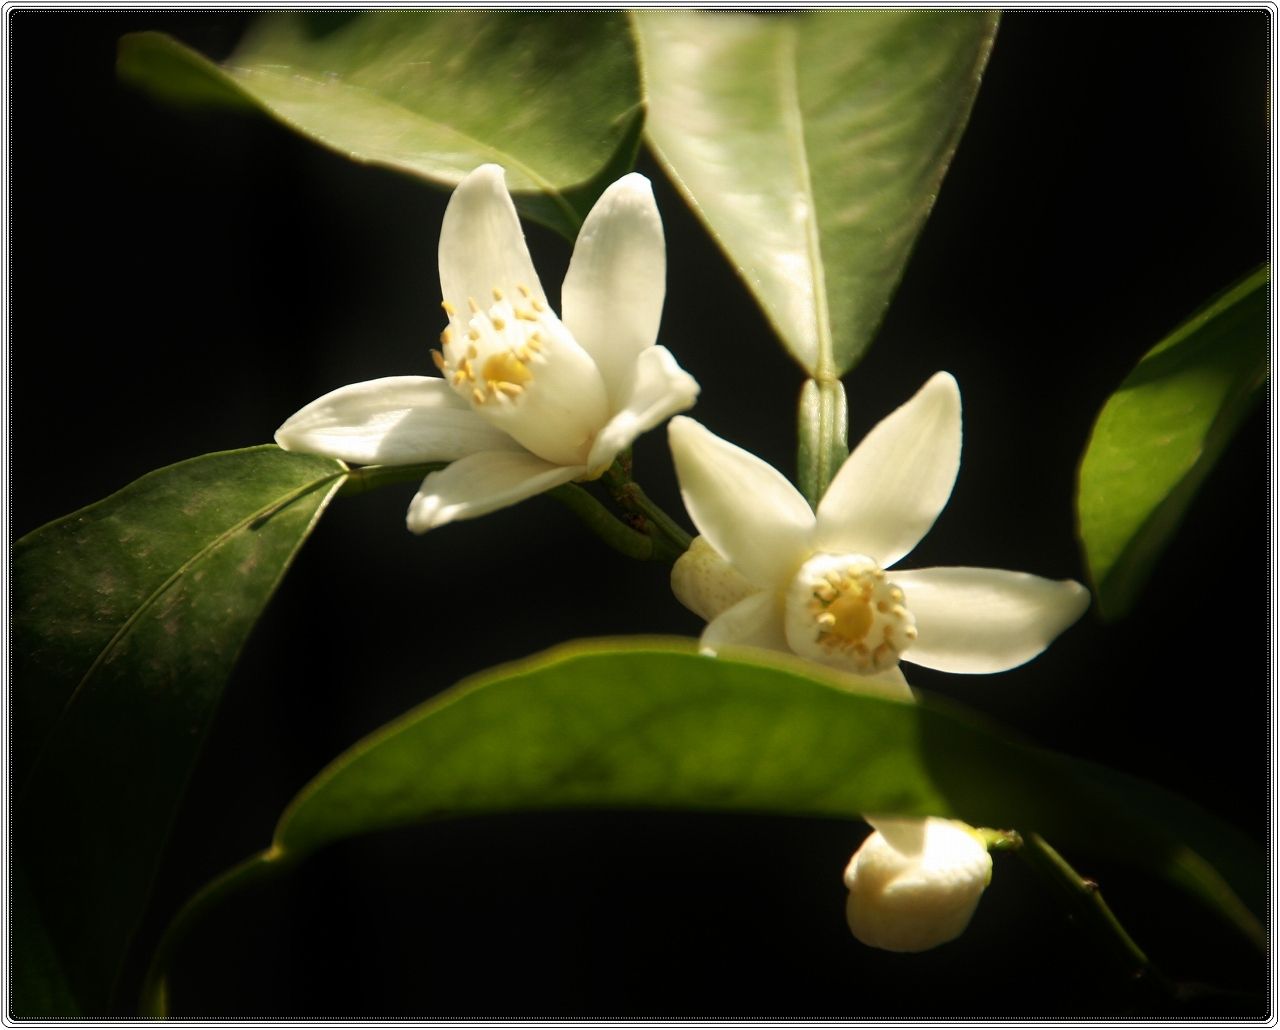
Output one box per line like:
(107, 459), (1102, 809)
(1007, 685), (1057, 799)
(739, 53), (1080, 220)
(432, 284), (551, 407)
(784, 553), (917, 674)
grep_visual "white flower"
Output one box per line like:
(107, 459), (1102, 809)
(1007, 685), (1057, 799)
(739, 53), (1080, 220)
(668, 372), (1089, 682)
(668, 371), (1089, 951)
(843, 817), (993, 953)
(276, 164), (700, 533)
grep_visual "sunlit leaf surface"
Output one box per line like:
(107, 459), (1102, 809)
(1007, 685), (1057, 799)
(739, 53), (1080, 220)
(14, 446), (346, 1012)
(635, 11), (998, 377)
(1078, 266), (1267, 620)
(235, 642), (1260, 949)
(118, 13), (643, 238)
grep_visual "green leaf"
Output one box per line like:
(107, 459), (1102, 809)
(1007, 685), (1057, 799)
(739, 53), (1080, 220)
(211, 643), (1260, 948)
(14, 445), (346, 1013)
(635, 11), (998, 378)
(1077, 266), (1268, 620)
(117, 13), (643, 239)
(12, 861), (81, 1018)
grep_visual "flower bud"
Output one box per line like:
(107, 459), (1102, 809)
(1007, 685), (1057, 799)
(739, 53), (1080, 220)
(843, 817), (992, 952)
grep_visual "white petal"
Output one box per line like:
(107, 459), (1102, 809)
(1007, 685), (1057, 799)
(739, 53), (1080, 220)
(465, 311), (610, 467)
(561, 173), (666, 406)
(843, 817), (992, 953)
(668, 417), (813, 589)
(816, 372), (962, 568)
(438, 165), (546, 315)
(586, 346), (699, 472)
(274, 376), (519, 465)
(700, 590), (789, 655)
(892, 566), (1090, 674)
(405, 450), (581, 533)
(671, 536), (756, 622)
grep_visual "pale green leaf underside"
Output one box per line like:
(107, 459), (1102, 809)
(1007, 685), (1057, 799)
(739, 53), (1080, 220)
(258, 641), (1260, 948)
(117, 13), (642, 238)
(14, 446), (346, 1012)
(635, 11), (998, 377)
(1077, 265), (1268, 620)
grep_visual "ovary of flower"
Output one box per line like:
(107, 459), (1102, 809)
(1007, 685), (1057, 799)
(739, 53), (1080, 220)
(667, 372), (1090, 683)
(275, 164), (699, 533)
(843, 817), (993, 953)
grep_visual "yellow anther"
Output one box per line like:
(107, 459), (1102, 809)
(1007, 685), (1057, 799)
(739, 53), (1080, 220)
(516, 308), (537, 321)
(441, 300), (456, 316)
(468, 328), (480, 342)
(517, 346), (533, 362)
(467, 296), (480, 313)
(526, 336), (543, 353)
(492, 286), (504, 301)
(452, 371), (467, 386)
(466, 344), (478, 360)
(431, 349), (448, 372)
(517, 283), (531, 298)
(459, 358), (474, 379)
(492, 316), (506, 331)
(496, 382), (524, 398)
(532, 297), (547, 312)
(440, 328), (452, 345)
(471, 388), (486, 405)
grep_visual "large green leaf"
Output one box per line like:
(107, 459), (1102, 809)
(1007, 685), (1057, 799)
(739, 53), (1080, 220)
(14, 445), (347, 1013)
(1077, 266), (1268, 620)
(117, 13), (643, 239)
(635, 11), (998, 378)
(183, 642), (1260, 955)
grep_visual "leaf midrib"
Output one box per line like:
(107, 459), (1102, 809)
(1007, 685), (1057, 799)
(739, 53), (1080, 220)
(25, 469), (347, 791)
(774, 23), (833, 382)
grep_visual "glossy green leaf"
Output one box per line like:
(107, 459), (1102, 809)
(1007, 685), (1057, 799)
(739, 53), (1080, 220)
(14, 445), (346, 1013)
(635, 11), (998, 377)
(1078, 266), (1268, 620)
(117, 13), (643, 239)
(215, 642), (1258, 949)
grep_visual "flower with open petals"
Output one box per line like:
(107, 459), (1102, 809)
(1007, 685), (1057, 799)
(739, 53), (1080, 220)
(668, 372), (1089, 951)
(276, 164), (699, 533)
(843, 817), (993, 953)
(668, 372), (1088, 682)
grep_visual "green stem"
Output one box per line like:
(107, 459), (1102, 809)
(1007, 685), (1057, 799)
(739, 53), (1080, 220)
(139, 848), (290, 1018)
(1016, 832), (1176, 1001)
(334, 460), (687, 564)
(602, 459), (692, 564)
(548, 483), (654, 560)
(797, 377), (848, 507)
(336, 462), (446, 498)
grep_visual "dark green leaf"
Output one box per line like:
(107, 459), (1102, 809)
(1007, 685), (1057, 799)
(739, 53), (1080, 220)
(1077, 266), (1268, 620)
(14, 445), (346, 1012)
(12, 861), (81, 1018)
(635, 11), (998, 376)
(117, 13), (643, 238)
(251, 642), (1259, 948)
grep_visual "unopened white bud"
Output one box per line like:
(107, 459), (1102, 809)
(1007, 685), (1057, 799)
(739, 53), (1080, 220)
(843, 817), (992, 953)
(671, 536), (756, 622)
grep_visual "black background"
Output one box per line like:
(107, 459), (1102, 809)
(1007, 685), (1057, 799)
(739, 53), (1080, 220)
(10, 9), (1270, 1018)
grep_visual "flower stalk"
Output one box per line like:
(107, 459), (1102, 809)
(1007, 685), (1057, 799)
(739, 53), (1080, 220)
(1015, 832), (1177, 1002)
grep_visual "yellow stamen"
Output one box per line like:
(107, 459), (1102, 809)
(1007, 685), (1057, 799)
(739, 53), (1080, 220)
(431, 349), (447, 373)
(441, 300), (456, 316)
